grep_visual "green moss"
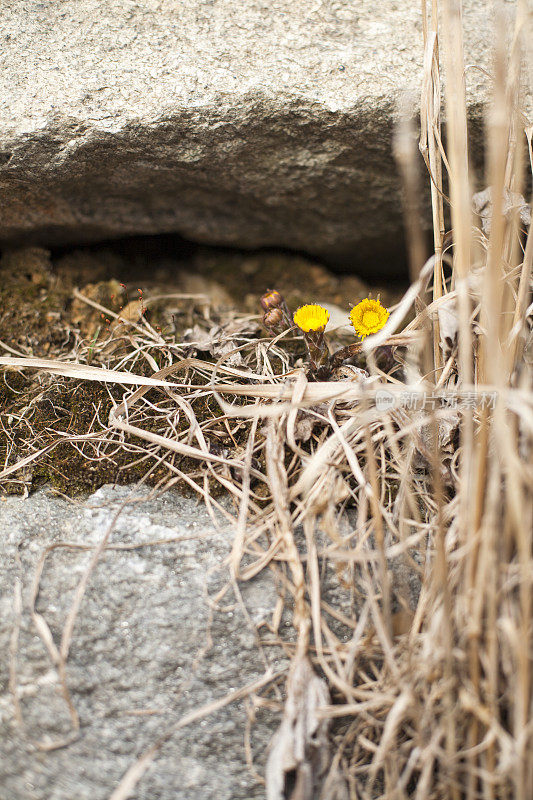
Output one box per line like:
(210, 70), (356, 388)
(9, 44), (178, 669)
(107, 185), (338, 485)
(2, 244), (395, 498)
(0, 367), (255, 496)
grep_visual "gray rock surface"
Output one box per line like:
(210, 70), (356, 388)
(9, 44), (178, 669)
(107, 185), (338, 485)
(0, 485), (285, 800)
(0, 1), (514, 275)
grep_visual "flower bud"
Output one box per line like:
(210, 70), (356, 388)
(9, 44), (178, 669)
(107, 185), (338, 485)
(262, 307), (284, 331)
(260, 290), (284, 312)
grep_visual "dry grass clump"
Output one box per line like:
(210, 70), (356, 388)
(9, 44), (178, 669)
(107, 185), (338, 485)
(1, 1), (532, 798)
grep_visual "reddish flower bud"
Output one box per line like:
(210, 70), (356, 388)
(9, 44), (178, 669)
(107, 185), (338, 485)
(260, 290), (284, 312)
(262, 307), (284, 330)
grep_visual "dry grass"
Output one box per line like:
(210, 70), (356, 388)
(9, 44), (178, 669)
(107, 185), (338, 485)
(2, 1), (533, 798)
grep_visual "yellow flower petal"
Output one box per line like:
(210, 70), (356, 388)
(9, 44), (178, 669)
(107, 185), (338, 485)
(293, 304), (330, 333)
(349, 298), (389, 339)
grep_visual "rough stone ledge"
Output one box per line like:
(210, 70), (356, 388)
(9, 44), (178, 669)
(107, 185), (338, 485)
(0, 99), (404, 271)
(0, 485), (285, 800)
(0, 0), (521, 277)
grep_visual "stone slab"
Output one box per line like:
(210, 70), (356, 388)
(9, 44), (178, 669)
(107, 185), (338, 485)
(0, 485), (284, 800)
(0, 1), (520, 276)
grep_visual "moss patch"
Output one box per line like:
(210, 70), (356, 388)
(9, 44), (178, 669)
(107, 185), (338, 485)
(1, 243), (402, 496)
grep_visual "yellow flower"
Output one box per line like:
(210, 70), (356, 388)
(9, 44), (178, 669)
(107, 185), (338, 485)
(293, 304), (330, 333)
(349, 298), (389, 339)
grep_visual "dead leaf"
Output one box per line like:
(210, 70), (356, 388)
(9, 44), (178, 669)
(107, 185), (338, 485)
(331, 365), (369, 382)
(212, 340), (244, 367)
(293, 411), (318, 443)
(266, 654), (330, 800)
(438, 413), (460, 452)
(437, 295), (458, 356)
(473, 187), (531, 235)
(183, 320), (261, 367)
